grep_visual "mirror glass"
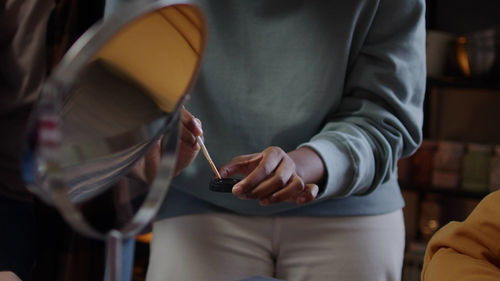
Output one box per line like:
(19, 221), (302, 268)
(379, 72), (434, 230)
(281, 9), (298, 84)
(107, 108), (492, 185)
(21, 1), (206, 280)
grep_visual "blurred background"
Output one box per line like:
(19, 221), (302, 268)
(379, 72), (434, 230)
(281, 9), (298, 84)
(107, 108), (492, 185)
(401, 1), (500, 280)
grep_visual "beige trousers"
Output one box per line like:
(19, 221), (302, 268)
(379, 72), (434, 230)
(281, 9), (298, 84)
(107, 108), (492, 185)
(146, 210), (405, 281)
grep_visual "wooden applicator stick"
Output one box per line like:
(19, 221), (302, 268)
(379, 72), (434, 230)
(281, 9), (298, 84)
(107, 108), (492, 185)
(196, 136), (222, 179)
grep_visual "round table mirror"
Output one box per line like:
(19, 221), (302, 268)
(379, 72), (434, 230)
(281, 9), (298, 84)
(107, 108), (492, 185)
(21, 1), (206, 280)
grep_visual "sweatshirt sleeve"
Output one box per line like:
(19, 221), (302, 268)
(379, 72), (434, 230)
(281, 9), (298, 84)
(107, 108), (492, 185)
(300, 0), (426, 198)
(421, 190), (500, 281)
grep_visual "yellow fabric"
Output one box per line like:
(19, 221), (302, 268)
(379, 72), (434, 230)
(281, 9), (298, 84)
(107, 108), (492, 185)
(422, 190), (500, 281)
(94, 5), (203, 112)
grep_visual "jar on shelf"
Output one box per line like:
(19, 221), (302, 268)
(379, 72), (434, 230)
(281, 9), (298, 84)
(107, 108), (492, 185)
(410, 140), (438, 186)
(489, 145), (500, 192)
(462, 143), (492, 193)
(431, 141), (464, 189)
(419, 194), (441, 241)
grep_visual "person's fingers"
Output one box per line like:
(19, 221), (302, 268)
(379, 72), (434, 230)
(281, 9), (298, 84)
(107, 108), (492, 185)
(295, 184), (319, 204)
(181, 108), (203, 137)
(218, 153), (262, 178)
(195, 118), (203, 136)
(232, 147), (284, 195)
(179, 108), (202, 149)
(174, 140), (201, 176)
(180, 106), (193, 121)
(181, 122), (199, 146)
(221, 146), (320, 206)
(261, 174), (306, 205)
(247, 156), (295, 199)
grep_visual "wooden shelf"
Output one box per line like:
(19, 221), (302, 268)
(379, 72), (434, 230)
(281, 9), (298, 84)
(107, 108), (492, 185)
(427, 76), (500, 90)
(400, 180), (489, 199)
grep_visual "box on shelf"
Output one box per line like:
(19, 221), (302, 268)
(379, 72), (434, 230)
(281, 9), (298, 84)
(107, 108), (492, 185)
(431, 141), (464, 189)
(410, 140), (438, 186)
(489, 145), (500, 192)
(461, 143), (492, 193)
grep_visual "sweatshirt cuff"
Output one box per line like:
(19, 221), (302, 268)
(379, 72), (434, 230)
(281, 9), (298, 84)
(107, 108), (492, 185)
(299, 138), (355, 199)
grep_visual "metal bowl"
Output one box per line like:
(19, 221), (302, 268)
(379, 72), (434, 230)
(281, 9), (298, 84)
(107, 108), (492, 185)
(454, 28), (500, 78)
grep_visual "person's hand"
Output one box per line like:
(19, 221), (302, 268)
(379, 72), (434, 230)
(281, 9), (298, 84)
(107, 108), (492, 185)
(174, 108), (203, 176)
(218, 146), (324, 206)
(129, 108), (202, 182)
(0, 271), (22, 281)
(129, 136), (163, 184)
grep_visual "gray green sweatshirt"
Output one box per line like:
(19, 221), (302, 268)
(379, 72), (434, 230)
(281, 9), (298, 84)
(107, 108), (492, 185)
(157, 0), (426, 219)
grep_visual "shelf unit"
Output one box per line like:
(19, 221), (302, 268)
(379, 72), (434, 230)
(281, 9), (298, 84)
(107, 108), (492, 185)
(402, 74), (500, 281)
(400, 180), (490, 199)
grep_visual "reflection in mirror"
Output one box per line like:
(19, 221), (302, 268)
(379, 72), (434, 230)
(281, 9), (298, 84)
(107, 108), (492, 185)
(56, 4), (204, 203)
(76, 135), (163, 233)
(94, 5), (203, 112)
(22, 2), (206, 281)
(60, 59), (168, 203)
